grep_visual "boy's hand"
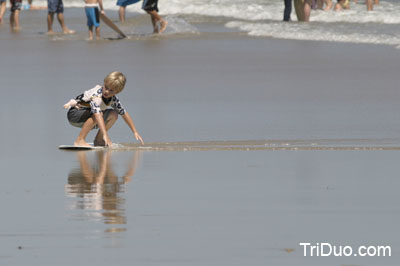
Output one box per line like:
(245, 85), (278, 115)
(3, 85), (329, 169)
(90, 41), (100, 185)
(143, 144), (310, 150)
(104, 135), (112, 147)
(134, 132), (144, 145)
(101, 10), (105, 15)
(63, 99), (78, 109)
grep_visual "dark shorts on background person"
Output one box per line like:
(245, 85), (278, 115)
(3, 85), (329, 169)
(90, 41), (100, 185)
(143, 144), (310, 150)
(117, 0), (140, 7)
(142, 0), (158, 12)
(85, 7), (100, 28)
(10, 0), (22, 12)
(68, 108), (113, 129)
(0, 0), (6, 4)
(48, 0), (64, 13)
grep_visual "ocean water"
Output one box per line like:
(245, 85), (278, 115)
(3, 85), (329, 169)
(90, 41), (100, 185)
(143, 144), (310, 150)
(26, 0), (400, 47)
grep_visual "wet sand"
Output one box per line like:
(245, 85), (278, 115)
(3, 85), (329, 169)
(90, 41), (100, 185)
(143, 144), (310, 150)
(1, 8), (400, 266)
(1, 150), (400, 266)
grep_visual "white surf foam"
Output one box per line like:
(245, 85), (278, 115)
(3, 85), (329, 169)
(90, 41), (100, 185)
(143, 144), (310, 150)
(226, 20), (400, 46)
(33, 0), (400, 23)
(32, 0), (400, 46)
(163, 16), (200, 34)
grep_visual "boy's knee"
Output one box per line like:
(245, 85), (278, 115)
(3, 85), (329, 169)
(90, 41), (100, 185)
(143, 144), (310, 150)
(109, 110), (119, 120)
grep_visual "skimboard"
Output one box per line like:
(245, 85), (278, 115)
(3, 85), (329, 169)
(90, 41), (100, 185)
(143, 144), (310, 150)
(100, 13), (127, 38)
(58, 145), (104, 150)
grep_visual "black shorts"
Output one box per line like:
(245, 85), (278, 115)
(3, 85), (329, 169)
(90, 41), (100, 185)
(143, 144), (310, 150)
(142, 0), (159, 12)
(67, 108), (114, 129)
(10, 0), (22, 12)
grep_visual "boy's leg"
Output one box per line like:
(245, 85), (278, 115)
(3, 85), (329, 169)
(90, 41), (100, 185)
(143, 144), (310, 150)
(47, 12), (55, 33)
(303, 0), (312, 22)
(47, 0), (56, 33)
(95, 26), (100, 40)
(57, 12), (74, 34)
(57, 12), (66, 29)
(13, 10), (20, 29)
(146, 10), (167, 33)
(283, 0), (292, 21)
(119, 6), (126, 23)
(147, 11), (157, 32)
(10, 12), (14, 29)
(324, 0), (332, 10)
(311, 0), (317, 9)
(366, 0), (373, 11)
(316, 0), (323, 9)
(74, 116), (97, 147)
(94, 110), (118, 146)
(294, 0), (305, 21)
(0, 1), (6, 24)
(158, 14), (167, 33)
(10, 10), (20, 30)
(88, 25), (93, 40)
(143, 0), (167, 33)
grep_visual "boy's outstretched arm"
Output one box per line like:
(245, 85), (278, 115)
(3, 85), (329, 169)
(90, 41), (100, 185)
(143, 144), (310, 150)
(93, 113), (112, 147)
(121, 112), (144, 145)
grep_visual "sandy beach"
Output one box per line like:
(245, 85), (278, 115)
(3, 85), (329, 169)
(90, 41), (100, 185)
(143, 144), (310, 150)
(1, 4), (400, 266)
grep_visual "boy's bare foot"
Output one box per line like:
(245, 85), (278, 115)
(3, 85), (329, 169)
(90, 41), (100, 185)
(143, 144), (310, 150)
(63, 29), (76, 34)
(46, 30), (55, 35)
(74, 140), (92, 147)
(159, 20), (168, 33)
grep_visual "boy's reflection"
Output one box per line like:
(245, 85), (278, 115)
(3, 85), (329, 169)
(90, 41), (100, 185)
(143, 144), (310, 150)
(66, 150), (141, 226)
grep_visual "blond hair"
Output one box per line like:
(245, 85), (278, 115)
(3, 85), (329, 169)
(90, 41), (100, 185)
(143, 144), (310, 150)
(104, 71), (126, 93)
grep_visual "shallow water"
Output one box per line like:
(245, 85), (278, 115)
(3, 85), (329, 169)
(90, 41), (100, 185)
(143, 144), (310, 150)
(110, 138), (400, 151)
(7, 0), (400, 46)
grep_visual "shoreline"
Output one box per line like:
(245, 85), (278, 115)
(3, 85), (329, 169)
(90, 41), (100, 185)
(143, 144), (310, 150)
(0, 7), (399, 49)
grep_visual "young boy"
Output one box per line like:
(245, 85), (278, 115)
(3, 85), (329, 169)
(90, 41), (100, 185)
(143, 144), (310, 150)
(84, 0), (105, 40)
(10, 0), (22, 30)
(142, 0), (167, 34)
(63, 71), (144, 147)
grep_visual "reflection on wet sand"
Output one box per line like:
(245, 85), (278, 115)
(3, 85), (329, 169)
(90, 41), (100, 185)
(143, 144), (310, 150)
(65, 150), (141, 231)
